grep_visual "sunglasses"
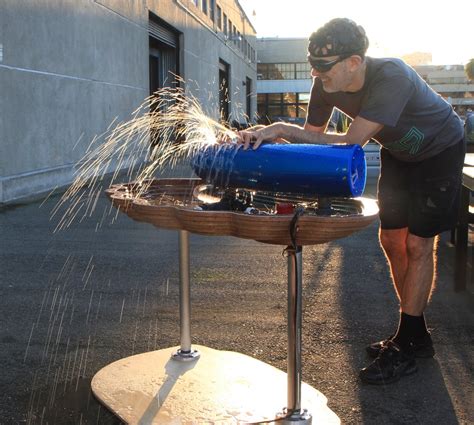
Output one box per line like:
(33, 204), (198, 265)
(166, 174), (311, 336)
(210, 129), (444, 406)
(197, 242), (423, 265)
(307, 53), (352, 73)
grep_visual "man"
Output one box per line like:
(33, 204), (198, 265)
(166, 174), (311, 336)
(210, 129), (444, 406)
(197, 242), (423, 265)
(238, 18), (466, 384)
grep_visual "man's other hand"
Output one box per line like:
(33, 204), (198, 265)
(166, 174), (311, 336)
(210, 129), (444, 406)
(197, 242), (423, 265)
(237, 123), (288, 150)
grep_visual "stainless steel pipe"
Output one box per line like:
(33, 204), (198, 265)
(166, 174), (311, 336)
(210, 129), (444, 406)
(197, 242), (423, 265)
(172, 230), (200, 361)
(279, 245), (311, 423)
(287, 245), (303, 410)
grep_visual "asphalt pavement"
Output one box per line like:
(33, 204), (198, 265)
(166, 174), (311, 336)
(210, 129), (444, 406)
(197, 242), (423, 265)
(0, 177), (473, 424)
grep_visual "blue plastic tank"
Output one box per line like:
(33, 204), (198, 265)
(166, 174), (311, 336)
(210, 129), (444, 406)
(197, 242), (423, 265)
(191, 143), (367, 197)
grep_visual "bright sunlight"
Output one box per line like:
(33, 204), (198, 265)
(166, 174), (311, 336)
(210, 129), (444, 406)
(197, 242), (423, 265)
(240, 0), (473, 65)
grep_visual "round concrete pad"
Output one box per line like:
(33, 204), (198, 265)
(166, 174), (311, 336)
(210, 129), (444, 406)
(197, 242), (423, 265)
(91, 345), (339, 424)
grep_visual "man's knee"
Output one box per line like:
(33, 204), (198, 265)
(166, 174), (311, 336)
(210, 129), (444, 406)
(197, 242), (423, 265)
(379, 228), (407, 256)
(406, 234), (435, 261)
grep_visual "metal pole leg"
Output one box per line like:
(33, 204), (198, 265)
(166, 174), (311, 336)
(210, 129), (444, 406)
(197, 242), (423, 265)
(172, 230), (200, 361)
(278, 246), (312, 424)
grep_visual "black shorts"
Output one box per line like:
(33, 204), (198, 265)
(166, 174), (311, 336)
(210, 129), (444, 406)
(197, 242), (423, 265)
(378, 139), (466, 238)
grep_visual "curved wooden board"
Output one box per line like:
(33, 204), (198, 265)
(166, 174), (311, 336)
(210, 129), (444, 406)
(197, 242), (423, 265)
(106, 178), (379, 246)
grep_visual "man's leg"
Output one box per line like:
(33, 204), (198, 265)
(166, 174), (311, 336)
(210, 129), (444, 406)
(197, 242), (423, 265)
(379, 227), (409, 302)
(379, 228), (435, 314)
(401, 233), (436, 315)
(364, 149), (411, 358)
(388, 232), (434, 354)
(377, 228), (432, 348)
(366, 228), (434, 360)
(360, 231), (435, 384)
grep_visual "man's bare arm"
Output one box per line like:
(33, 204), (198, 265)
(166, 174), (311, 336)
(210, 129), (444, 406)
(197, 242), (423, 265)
(239, 116), (383, 149)
(304, 122), (327, 133)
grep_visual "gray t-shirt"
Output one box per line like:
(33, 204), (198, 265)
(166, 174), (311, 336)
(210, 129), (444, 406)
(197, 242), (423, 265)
(307, 57), (464, 161)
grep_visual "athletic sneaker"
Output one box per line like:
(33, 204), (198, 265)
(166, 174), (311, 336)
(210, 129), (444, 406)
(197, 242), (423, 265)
(359, 341), (417, 385)
(366, 333), (435, 358)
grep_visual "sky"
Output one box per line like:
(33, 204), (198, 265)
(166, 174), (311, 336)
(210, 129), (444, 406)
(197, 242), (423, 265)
(239, 0), (473, 65)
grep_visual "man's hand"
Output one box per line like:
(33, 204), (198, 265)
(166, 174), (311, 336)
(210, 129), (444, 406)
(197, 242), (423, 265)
(216, 128), (240, 145)
(216, 125), (267, 146)
(238, 123), (288, 150)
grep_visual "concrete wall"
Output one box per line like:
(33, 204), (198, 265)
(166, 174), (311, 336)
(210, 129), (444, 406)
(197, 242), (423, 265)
(0, 0), (150, 203)
(257, 38), (308, 64)
(0, 0), (257, 204)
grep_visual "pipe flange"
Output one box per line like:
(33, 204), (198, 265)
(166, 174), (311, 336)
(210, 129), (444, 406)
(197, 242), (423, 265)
(171, 348), (201, 362)
(276, 408), (312, 424)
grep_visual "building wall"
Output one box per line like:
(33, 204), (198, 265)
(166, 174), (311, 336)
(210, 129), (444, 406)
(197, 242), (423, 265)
(0, 0), (149, 204)
(0, 0), (256, 204)
(257, 38), (308, 64)
(147, 0), (257, 122)
(414, 65), (474, 114)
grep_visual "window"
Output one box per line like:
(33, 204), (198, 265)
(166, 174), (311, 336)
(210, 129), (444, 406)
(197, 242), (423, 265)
(298, 103), (308, 117)
(267, 93), (282, 103)
(257, 63), (312, 80)
(256, 92), (311, 123)
(268, 105), (282, 118)
(266, 64), (284, 80)
(246, 77), (252, 120)
(202, 0), (207, 14)
(223, 14), (228, 35)
(296, 62), (311, 79)
(209, 0), (215, 21)
(216, 5), (222, 29)
(282, 104), (297, 118)
(276, 64), (293, 79)
(298, 93), (311, 103)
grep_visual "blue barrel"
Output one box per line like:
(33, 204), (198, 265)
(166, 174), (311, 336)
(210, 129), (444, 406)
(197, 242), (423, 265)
(191, 143), (367, 197)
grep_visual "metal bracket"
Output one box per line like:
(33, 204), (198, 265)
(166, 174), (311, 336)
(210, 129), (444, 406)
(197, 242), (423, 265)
(172, 348), (201, 362)
(277, 407), (312, 424)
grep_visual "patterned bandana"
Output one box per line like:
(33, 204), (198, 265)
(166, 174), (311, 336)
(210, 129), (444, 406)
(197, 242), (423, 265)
(308, 18), (368, 59)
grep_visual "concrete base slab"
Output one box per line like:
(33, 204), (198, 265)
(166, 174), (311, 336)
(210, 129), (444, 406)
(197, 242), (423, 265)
(91, 345), (339, 424)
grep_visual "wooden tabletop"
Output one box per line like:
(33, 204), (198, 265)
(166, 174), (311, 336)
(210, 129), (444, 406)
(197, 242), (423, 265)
(463, 153), (474, 190)
(465, 153), (474, 167)
(462, 166), (474, 191)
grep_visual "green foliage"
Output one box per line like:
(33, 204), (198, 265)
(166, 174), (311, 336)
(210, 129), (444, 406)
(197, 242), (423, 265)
(465, 58), (474, 81)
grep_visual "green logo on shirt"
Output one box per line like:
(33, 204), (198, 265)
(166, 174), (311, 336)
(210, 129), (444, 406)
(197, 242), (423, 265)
(385, 127), (425, 154)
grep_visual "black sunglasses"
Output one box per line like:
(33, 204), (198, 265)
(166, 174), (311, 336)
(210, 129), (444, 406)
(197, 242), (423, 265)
(307, 53), (352, 73)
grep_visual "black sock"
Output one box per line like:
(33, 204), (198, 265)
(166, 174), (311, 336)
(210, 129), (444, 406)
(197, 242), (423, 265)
(392, 312), (429, 350)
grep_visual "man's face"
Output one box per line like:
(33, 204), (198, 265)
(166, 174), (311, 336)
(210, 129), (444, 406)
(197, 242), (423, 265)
(309, 55), (354, 93)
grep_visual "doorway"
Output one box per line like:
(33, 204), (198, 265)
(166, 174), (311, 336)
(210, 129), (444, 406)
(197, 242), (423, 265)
(246, 77), (252, 124)
(219, 60), (230, 123)
(148, 15), (180, 149)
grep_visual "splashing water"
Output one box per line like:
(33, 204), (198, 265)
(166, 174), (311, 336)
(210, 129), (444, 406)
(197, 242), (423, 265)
(51, 82), (240, 232)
